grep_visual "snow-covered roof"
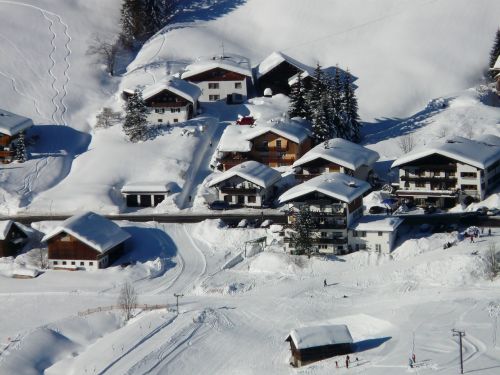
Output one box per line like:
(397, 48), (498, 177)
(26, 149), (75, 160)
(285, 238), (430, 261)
(493, 55), (500, 71)
(0, 108), (33, 136)
(279, 172), (371, 204)
(218, 120), (311, 153)
(12, 268), (39, 278)
(181, 55), (252, 79)
(350, 216), (403, 232)
(287, 324), (353, 350)
(256, 51), (314, 79)
(141, 78), (201, 103)
(121, 182), (175, 194)
(42, 212), (131, 253)
(0, 220), (31, 240)
(208, 161), (281, 188)
(293, 138), (380, 170)
(244, 121), (310, 144)
(391, 135), (500, 170)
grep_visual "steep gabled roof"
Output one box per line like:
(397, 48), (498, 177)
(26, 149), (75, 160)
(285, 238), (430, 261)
(244, 121), (311, 144)
(293, 138), (379, 170)
(279, 172), (371, 204)
(286, 324), (353, 350)
(208, 161), (281, 188)
(0, 221), (32, 240)
(493, 55), (500, 71)
(0, 109), (33, 136)
(42, 212), (131, 253)
(391, 135), (500, 170)
(141, 78), (201, 103)
(181, 55), (252, 79)
(256, 51), (314, 80)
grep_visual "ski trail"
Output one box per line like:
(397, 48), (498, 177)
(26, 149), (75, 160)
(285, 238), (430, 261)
(41, 11), (60, 125)
(0, 1), (72, 125)
(0, 71), (44, 120)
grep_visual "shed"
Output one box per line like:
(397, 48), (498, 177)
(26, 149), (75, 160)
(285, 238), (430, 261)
(43, 212), (131, 270)
(285, 324), (354, 367)
(0, 220), (31, 257)
(121, 182), (175, 207)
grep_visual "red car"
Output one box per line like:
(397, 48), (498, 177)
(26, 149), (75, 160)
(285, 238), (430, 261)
(236, 116), (255, 125)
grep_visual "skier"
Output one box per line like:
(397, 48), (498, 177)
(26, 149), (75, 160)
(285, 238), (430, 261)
(470, 235), (474, 243)
(323, 279), (327, 287)
(489, 228), (492, 236)
(335, 361), (339, 368)
(412, 353), (416, 364)
(346, 357), (349, 368)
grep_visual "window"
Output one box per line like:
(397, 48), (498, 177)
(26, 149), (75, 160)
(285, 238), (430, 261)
(158, 119), (163, 123)
(460, 172), (477, 178)
(53, 261), (58, 265)
(62, 261), (67, 265)
(89, 262), (94, 266)
(352, 230), (358, 237)
(319, 244), (328, 250)
(378, 231), (383, 236)
(71, 261), (75, 265)
(173, 119), (178, 123)
(360, 231), (366, 237)
(80, 262), (84, 266)
(321, 232), (327, 238)
(155, 108), (165, 114)
(415, 182), (426, 188)
(276, 140), (282, 150)
(170, 108), (180, 113)
(247, 196), (256, 203)
(209, 95), (220, 101)
(461, 184), (477, 190)
(375, 244), (382, 252)
(208, 83), (219, 89)
(235, 82), (242, 89)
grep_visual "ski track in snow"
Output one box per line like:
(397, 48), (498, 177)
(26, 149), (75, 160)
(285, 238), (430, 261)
(0, 71), (44, 119)
(0, 1), (71, 125)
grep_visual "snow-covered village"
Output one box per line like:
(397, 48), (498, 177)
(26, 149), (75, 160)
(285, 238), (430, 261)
(0, 0), (499, 374)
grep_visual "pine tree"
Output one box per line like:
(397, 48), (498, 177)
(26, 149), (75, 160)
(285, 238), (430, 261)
(307, 64), (330, 142)
(290, 205), (315, 257)
(15, 131), (26, 163)
(343, 68), (361, 142)
(120, 0), (148, 47)
(288, 71), (308, 119)
(489, 28), (500, 79)
(123, 89), (149, 142)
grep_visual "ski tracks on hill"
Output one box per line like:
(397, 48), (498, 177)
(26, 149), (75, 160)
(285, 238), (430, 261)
(0, 1), (71, 125)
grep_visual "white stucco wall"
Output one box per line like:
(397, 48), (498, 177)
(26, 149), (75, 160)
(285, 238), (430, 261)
(195, 79), (247, 102)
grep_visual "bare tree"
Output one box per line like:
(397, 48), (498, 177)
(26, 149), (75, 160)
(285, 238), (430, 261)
(95, 107), (122, 129)
(485, 243), (499, 281)
(118, 281), (138, 321)
(28, 247), (48, 269)
(87, 34), (120, 76)
(397, 133), (415, 153)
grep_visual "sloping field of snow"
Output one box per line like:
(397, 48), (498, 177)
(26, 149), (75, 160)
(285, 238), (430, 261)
(1, 221), (500, 374)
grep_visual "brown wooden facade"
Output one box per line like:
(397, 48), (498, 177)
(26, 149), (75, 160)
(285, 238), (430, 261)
(0, 134), (15, 163)
(286, 337), (352, 367)
(184, 68), (247, 83)
(221, 132), (312, 171)
(47, 232), (124, 268)
(257, 61), (301, 96)
(0, 223), (28, 257)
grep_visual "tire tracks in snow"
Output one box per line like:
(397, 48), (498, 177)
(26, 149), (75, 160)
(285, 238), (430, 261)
(0, 1), (71, 125)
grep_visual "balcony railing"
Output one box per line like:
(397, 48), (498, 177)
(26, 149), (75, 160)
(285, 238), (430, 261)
(284, 237), (347, 245)
(316, 222), (347, 229)
(401, 175), (457, 182)
(220, 186), (258, 194)
(0, 150), (14, 159)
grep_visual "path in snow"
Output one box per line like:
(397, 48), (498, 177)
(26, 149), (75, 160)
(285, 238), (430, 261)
(0, 1), (71, 125)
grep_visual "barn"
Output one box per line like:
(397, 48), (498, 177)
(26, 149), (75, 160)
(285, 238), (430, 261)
(43, 212), (131, 270)
(0, 220), (31, 257)
(285, 324), (354, 367)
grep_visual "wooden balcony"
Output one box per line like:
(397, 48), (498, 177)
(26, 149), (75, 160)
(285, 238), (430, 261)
(220, 186), (258, 194)
(401, 175), (457, 183)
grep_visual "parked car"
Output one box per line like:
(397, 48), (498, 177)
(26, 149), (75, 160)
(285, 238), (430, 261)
(475, 206), (488, 216)
(424, 205), (437, 214)
(487, 208), (500, 216)
(209, 200), (230, 210)
(369, 206), (386, 214)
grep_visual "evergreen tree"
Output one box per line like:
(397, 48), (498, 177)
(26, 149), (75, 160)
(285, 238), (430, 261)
(489, 28), (500, 79)
(288, 71), (308, 119)
(123, 89), (149, 142)
(15, 131), (26, 163)
(290, 205), (315, 257)
(343, 68), (361, 142)
(325, 67), (346, 140)
(119, 0), (145, 47)
(307, 64), (329, 142)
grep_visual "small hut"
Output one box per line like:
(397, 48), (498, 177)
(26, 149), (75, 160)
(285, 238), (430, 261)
(285, 324), (353, 367)
(0, 220), (30, 257)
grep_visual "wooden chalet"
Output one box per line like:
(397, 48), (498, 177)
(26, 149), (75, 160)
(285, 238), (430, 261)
(217, 120), (312, 171)
(181, 55), (252, 103)
(0, 108), (33, 163)
(124, 78), (201, 125)
(255, 51), (314, 96)
(0, 220), (30, 257)
(43, 212), (131, 270)
(286, 324), (354, 367)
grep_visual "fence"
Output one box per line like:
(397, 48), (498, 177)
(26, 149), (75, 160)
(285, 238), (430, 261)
(78, 303), (168, 317)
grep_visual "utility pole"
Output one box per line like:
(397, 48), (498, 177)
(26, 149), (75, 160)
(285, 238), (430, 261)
(452, 329), (465, 374)
(174, 293), (184, 315)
